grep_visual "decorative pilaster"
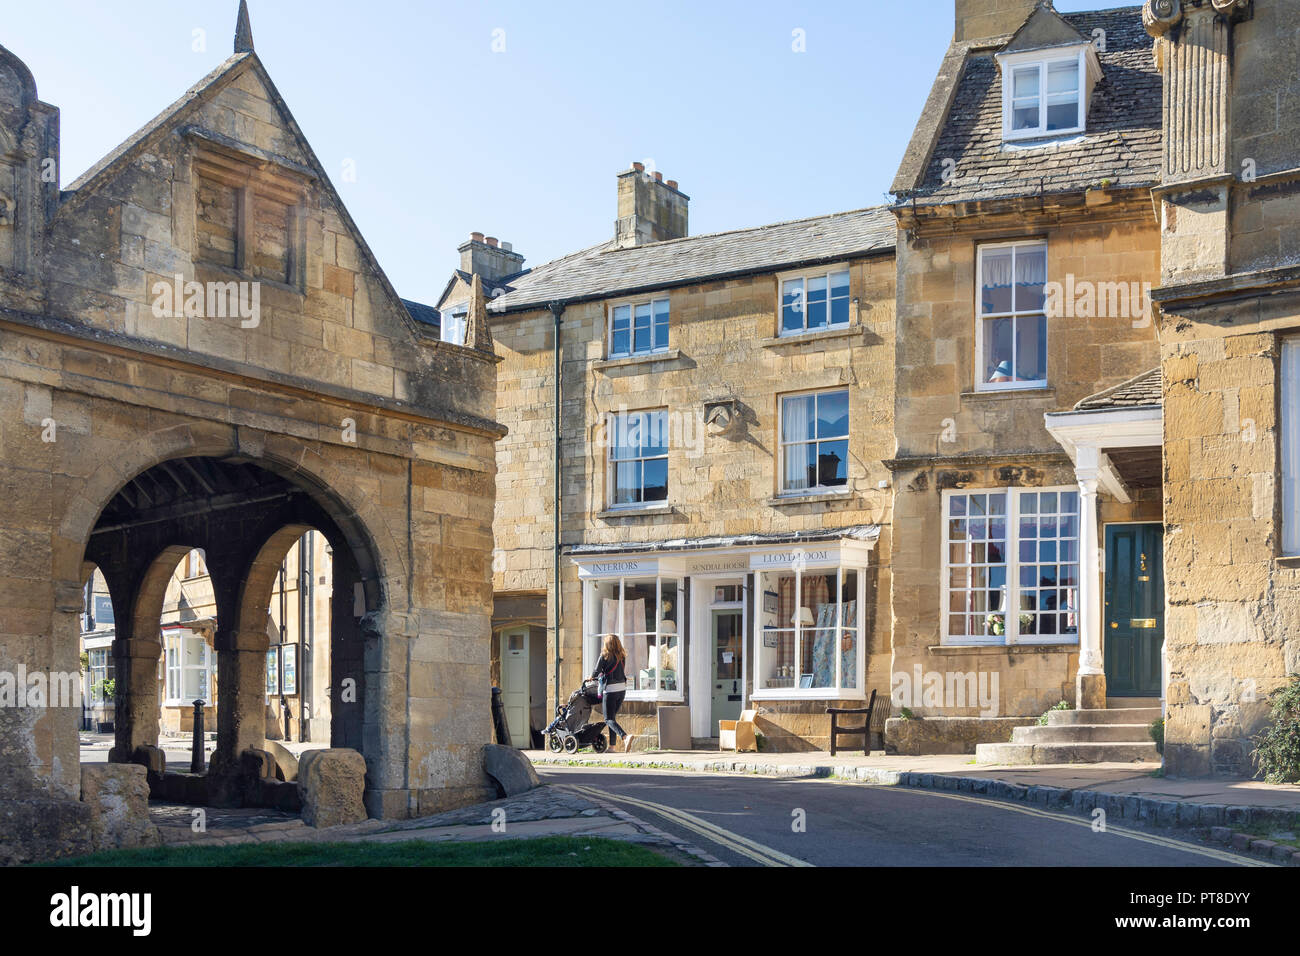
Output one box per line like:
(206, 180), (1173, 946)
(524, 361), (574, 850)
(1075, 448), (1106, 709)
(1143, 0), (1252, 283)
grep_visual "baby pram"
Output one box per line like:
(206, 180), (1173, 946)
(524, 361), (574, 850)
(543, 678), (609, 754)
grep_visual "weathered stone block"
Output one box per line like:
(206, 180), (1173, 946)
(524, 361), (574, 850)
(80, 763), (160, 851)
(298, 748), (368, 828)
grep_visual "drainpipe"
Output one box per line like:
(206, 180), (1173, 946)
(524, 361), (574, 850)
(549, 300), (566, 712)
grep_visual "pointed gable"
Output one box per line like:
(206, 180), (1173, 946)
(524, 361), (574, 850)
(1001, 2), (1089, 54)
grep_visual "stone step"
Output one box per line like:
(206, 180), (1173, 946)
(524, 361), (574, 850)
(1108, 697), (1160, 709)
(975, 741), (1161, 765)
(1046, 707), (1161, 726)
(1011, 723), (1155, 744)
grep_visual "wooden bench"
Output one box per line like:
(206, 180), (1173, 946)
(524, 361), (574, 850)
(827, 689), (892, 756)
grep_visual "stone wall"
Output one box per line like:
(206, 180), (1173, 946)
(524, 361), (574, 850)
(891, 199), (1161, 717)
(490, 253), (898, 743)
(1160, 299), (1300, 776)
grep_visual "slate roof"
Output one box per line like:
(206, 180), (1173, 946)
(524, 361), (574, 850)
(400, 298), (441, 330)
(489, 206), (896, 314)
(1074, 367), (1161, 410)
(566, 524), (880, 557)
(899, 6), (1161, 206)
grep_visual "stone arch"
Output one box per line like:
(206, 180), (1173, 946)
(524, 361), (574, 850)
(54, 424), (406, 610)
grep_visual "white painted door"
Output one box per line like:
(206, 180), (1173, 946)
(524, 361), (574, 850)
(501, 628), (530, 748)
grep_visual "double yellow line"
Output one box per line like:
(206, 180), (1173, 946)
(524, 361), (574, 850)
(563, 783), (813, 867)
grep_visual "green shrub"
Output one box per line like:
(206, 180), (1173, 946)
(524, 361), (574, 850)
(899, 707), (916, 720)
(1149, 717), (1164, 755)
(1251, 675), (1300, 784)
(1037, 700), (1070, 726)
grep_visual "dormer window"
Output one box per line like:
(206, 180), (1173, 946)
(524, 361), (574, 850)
(1009, 58), (1080, 136)
(996, 43), (1101, 143)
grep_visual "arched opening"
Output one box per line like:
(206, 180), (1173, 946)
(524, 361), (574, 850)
(79, 453), (386, 810)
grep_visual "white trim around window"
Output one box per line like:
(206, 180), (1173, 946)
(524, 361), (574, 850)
(607, 296), (670, 359)
(975, 240), (1049, 392)
(941, 486), (1081, 646)
(997, 47), (1091, 141)
(777, 388), (850, 496)
(582, 574), (683, 703)
(606, 408), (669, 510)
(1282, 337), (1300, 555)
(778, 265), (852, 336)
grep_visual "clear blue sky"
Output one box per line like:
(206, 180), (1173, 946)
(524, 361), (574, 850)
(7, 0), (1108, 305)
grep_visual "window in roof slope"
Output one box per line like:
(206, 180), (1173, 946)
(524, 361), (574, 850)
(997, 45), (1100, 142)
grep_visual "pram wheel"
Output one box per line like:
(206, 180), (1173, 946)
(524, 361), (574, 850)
(548, 733), (563, 753)
(592, 733), (608, 754)
(563, 736), (579, 754)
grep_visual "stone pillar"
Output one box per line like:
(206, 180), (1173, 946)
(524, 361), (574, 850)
(1075, 447), (1106, 709)
(207, 626), (269, 805)
(102, 571), (162, 764)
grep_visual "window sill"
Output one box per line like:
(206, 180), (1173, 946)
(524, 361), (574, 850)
(750, 688), (868, 701)
(962, 386), (1055, 401)
(598, 503), (676, 519)
(929, 641), (1078, 654)
(767, 489), (853, 507)
(760, 325), (864, 348)
(593, 349), (681, 371)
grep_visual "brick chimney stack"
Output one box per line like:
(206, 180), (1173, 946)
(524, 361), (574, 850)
(458, 232), (525, 283)
(614, 163), (689, 249)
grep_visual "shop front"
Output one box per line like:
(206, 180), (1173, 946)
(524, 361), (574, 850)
(571, 527), (878, 748)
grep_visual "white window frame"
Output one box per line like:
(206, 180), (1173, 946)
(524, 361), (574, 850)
(975, 240), (1049, 393)
(778, 266), (852, 336)
(750, 561), (867, 701)
(1282, 337), (1300, 554)
(778, 388), (851, 496)
(582, 574), (684, 703)
(441, 306), (468, 346)
(607, 296), (670, 359)
(999, 48), (1087, 141)
(164, 628), (213, 706)
(87, 648), (111, 705)
(940, 486), (1081, 647)
(606, 408), (669, 510)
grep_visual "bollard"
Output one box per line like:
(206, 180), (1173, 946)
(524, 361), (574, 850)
(490, 686), (512, 748)
(190, 699), (205, 773)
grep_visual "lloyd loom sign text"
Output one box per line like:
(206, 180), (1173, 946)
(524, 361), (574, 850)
(750, 549), (835, 570)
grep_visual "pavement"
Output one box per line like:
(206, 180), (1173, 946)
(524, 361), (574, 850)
(526, 747), (1300, 814)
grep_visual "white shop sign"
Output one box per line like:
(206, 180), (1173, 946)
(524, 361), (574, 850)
(577, 557), (660, 579)
(681, 556), (750, 575)
(750, 548), (838, 571)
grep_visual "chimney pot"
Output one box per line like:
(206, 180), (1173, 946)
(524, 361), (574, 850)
(632, 162), (645, 173)
(667, 180), (678, 190)
(654, 171), (663, 182)
(485, 236), (498, 247)
(470, 231), (484, 243)
(501, 241), (512, 252)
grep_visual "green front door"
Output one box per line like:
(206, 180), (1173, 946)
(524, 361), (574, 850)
(1104, 523), (1163, 697)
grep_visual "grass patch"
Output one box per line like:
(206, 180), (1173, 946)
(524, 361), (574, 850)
(40, 836), (679, 868)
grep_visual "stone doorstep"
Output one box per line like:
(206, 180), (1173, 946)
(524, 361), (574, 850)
(530, 754), (1300, 847)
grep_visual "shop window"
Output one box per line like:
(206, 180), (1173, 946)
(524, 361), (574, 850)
(584, 575), (681, 700)
(944, 488), (1079, 644)
(87, 648), (114, 705)
(755, 564), (862, 696)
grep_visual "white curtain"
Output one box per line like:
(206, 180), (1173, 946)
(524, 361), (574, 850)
(783, 395), (813, 491)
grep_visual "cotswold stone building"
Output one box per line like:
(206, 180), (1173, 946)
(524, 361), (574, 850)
(0, 7), (500, 862)
(471, 0), (1300, 770)
(479, 169), (898, 751)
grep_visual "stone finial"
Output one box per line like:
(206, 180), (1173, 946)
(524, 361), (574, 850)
(467, 274), (495, 353)
(1142, 0), (1182, 37)
(234, 0), (255, 54)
